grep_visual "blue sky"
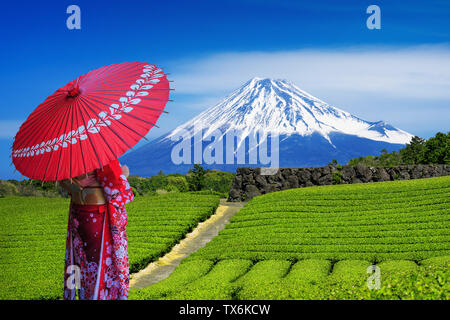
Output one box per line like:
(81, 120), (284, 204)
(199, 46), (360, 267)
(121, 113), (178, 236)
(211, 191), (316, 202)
(1, 0), (449, 179)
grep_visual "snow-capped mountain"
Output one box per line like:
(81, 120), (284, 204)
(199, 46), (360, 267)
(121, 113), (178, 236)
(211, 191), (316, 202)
(166, 77), (412, 146)
(121, 78), (413, 176)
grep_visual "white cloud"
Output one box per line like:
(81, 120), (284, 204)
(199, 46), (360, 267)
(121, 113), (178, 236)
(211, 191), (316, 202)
(4, 46), (449, 144)
(166, 45), (450, 138)
(177, 97), (223, 110)
(0, 120), (21, 139)
(171, 45), (450, 100)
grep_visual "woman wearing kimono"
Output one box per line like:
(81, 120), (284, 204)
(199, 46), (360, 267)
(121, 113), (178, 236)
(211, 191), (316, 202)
(60, 159), (134, 300)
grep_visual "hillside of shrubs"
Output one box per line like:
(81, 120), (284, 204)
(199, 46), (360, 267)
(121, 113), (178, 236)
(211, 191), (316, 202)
(347, 131), (449, 167)
(130, 176), (450, 300)
(2, 131), (447, 199)
(127, 165), (234, 198)
(0, 164), (235, 199)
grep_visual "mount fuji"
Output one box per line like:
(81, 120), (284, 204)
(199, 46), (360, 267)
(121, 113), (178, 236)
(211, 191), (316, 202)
(120, 77), (413, 177)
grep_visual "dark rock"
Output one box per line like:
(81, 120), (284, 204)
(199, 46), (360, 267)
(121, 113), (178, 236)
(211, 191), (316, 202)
(372, 167), (390, 182)
(318, 174), (332, 185)
(351, 177), (363, 184)
(245, 184), (261, 200)
(341, 166), (355, 182)
(311, 170), (321, 184)
(305, 181), (314, 187)
(387, 167), (400, 180)
(240, 167), (253, 176)
(228, 188), (241, 201)
(262, 184), (280, 194)
(322, 166), (331, 176)
(421, 166), (431, 178)
(355, 163), (372, 182)
(255, 175), (268, 188)
(274, 170), (285, 182)
(280, 181), (291, 190)
(411, 165), (423, 179)
(267, 174), (278, 184)
(286, 175), (300, 188)
(435, 165), (444, 176)
(232, 174), (243, 188)
(445, 165), (450, 174)
(281, 169), (292, 179)
(229, 165), (450, 200)
(297, 169), (311, 184)
(399, 170), (410, 180)
(244, 174), (255, 185)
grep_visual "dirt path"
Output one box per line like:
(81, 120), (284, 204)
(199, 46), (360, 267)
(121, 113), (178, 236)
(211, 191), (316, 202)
(129, 199), (246, 289)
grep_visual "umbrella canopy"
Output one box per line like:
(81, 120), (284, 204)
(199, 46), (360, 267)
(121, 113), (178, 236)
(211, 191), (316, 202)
(11, 61), (171, 181)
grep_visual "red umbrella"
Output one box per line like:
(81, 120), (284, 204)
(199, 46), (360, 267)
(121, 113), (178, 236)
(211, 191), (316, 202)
(11, 61), (171, 181)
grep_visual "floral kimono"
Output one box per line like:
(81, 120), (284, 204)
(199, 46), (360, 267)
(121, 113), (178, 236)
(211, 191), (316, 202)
(63, 160), (134, 300)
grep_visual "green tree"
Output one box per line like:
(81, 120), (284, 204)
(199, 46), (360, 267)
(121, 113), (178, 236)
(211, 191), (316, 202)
(166, 176), (189, 192)
(346, 132), (450, 166)
(0, 180), (19, 197)
(187, 164), (209, 191)
(328, 159), (339, 167)
(203, 170), (235, 195)
(420, 132), (449, 164)
(400, 136), (426, 164)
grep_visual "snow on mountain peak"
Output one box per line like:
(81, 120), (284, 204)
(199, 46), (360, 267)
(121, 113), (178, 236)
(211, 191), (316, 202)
(166, 78), (413, 145)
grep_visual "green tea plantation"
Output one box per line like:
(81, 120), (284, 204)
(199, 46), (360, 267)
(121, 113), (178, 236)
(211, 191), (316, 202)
(130, 176), (450, 300)
(0, 193), (220, 299)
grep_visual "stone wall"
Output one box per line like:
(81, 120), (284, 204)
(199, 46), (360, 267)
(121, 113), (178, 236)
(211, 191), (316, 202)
(227, 164), (450, 201)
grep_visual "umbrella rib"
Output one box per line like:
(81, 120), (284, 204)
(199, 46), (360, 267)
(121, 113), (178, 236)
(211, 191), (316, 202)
(86, 63), (124, 80)
(84, 78), (167, 88)
(27, 90), (73, 121)
(73, 99), (88, 178)
(87, 78), (173, 89)
(79, 96), (138, 148)
(24, 95), (64, 120)
(14, 102), (76, 165)
(54, 99), (74, 181)
(13, 96), (67, 148)
(84, 92), (169, 114)
(16, 105), (70, 150)
(14, 93), (72, 147)
(42, 90), (68, 102)
(87, 88), (174, 92)
(87, 62), (160, 85)
(81, 62), (134, 86)
(85, 91), (173, 102)
(83, 62), (143, 88)
(15, 78), (168, 148)
(26, 98), (76, 180)
(91, 62), (141, 81)
(39, 96), (75, 181)
(85, 74), (160, 87)
(14, 98), (72, 159)
(69, 98), (74, 179)
(77, 97), (123, 161)
(14, 72), (164, 148)
(76, 99), (104, 171)
(84, 75), (144, 88)
(82, 95), (161, 128)
(79, 95), (150, 143)
(83, 64), (122, 84)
